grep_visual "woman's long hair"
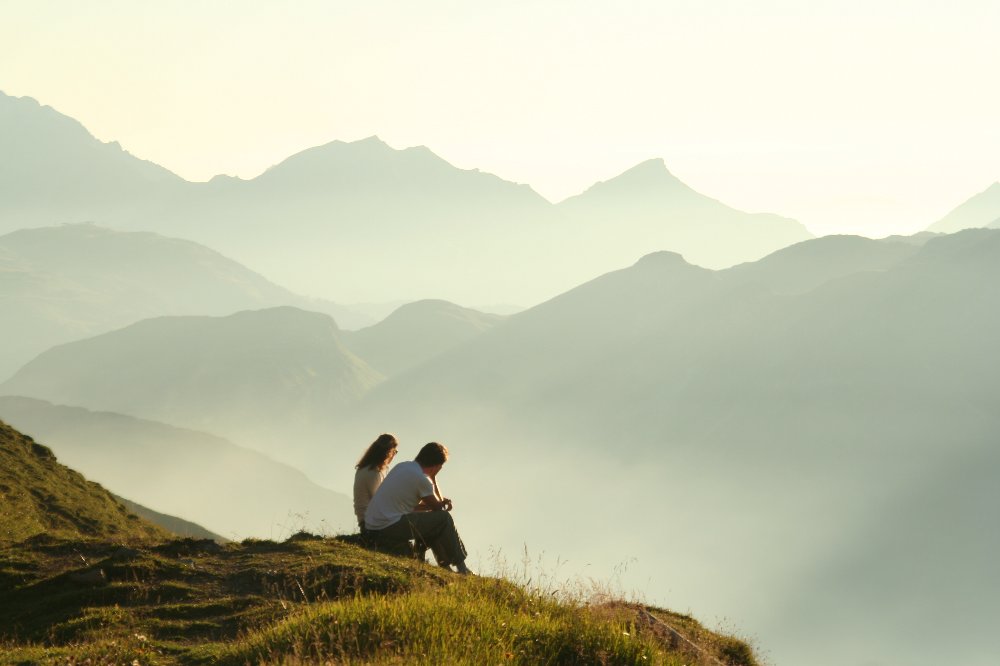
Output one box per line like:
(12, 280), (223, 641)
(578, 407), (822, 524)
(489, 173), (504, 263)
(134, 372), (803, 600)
(355, 433), (398, 471)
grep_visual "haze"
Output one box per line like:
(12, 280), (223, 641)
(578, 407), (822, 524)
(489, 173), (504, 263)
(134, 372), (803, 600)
(2, 4), (1000, 666)
(3, 0), (998, 237)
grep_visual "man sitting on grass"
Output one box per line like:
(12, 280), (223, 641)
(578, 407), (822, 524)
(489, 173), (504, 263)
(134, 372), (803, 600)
(364, 441), (473, 575)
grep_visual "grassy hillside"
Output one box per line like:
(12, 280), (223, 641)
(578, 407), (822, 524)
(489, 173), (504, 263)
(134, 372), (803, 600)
(0, 418), (757, 665)
(0, 419), (167, 545)
(0, 533), (757, 666)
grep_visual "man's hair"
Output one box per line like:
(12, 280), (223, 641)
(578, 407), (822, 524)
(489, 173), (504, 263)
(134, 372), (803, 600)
(415, 442), (449, 467)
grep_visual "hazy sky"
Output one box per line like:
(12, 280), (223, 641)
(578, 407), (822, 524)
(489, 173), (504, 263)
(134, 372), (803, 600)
(2, 0), (998, 236)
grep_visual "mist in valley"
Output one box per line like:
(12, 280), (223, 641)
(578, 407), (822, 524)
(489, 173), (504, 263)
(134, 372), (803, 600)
(306, 231), (1000, 666)
(3, 6), (1000, 663)
(7, 224), (997, 664)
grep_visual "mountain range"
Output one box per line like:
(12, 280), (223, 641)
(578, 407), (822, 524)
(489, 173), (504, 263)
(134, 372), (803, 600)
(0, 298), (510, 470)
(0, 223), (373, 379)
(1, 307), (382, 467)
(0, 91), (812, 306)
(4, 87), (999, 666)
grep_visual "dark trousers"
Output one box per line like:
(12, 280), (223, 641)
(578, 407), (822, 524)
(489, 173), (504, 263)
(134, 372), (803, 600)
(370, 511), (467, 566)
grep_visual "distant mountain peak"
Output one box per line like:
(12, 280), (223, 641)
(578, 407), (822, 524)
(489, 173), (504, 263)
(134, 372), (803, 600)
(633, 250), (695, 269)
(389, 298), (455, 314)
(372, 299), (502, 330)
(603, 157), (686, 187)
(259, 135), (447, 181)
(355, 134), (389, 146)
(627, 157), (670, 173)
(636, 249), (687, 264)
(251, 133), (546, 207)
(313, 135), (394, 156)
(1, 90), (46, 113)
(221, 305), (341, 331)
(928, 181), (1000, 233)
(334, 135), (395, 154)
(561, 157), (699, 206)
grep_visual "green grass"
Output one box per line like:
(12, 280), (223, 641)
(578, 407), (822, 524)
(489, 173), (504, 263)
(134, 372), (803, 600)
(0, 420), (168, 545)
(199, 577), (666, 665)
(0, 534), (758, 666)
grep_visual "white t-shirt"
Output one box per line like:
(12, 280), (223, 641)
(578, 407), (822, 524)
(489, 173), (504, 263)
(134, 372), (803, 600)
(364, 461), (434, 530)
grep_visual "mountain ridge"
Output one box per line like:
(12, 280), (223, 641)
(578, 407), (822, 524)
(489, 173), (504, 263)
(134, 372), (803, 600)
(0, 307), (384, 468)
(0, 223), (374, 379)
(0, 92), (183, 185)
(927, 181), (1000, 233)
(0, 90), (812, 304)
(342, 300), (504, 377)
(559, 157), (701, 205)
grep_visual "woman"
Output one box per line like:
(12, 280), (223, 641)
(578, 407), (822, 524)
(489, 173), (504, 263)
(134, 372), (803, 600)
(353, 433), (398, 531)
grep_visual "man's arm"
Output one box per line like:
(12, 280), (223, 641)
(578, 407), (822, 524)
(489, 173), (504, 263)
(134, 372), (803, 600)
(430, 474), (452, 509)
(416, 494), (452, 511)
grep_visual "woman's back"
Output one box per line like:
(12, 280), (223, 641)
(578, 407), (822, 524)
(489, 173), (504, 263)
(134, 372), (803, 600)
(353, 464), (387, 528)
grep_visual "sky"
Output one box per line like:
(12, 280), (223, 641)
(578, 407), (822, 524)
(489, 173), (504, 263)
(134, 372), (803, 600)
(2, 0), (999, 237)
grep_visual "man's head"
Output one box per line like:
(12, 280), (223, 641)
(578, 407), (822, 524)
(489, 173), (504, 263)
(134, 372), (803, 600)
(415, 441), (449, 473)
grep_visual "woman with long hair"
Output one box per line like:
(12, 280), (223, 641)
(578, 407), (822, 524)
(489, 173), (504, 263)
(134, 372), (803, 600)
(353, 433), (398, 531)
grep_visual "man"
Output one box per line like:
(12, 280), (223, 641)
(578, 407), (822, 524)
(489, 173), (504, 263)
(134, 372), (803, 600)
(364, 442), (472, 575)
